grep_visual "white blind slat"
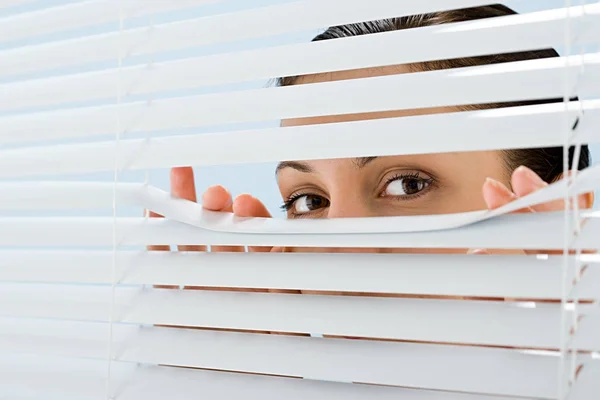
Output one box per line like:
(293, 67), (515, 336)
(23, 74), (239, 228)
(0, 0), (220, 43)
(0, 181), (144, 210)
(1, 251), (597, 299)
(4, 4), (599, 111)
(0, 354), (136, 400)
(0, 319), (573, 398)
(0, 0), (496, 78)
(2, 101), (597, 175)
(0, 212), (597, 249)
(1, 285), (595, 349)
(2, 54), (597, 145)
(1, 0), (35, 8)
(0, 354), (542, 400)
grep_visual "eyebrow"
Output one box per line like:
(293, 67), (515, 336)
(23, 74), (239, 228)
(276, 157), (378, 174)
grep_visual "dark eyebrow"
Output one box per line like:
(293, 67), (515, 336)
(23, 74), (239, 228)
(353, 156), (378, 168)
(276, 161), (314, 174)
(276, 157), (379, 175)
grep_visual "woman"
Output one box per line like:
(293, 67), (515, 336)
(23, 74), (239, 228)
(149, 4), (593, 256)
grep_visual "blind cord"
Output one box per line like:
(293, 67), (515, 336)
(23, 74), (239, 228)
(567, 0), (588, 388)
(559, 0), (573, 398)
(106, 4), (124, 399)
(144, 15), (154, 189)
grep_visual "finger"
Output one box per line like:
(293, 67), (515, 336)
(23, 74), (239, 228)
(171, 167), (206, 252)
(512, 165), (593, 213)
(145, 210), (178, 289)
(482, 177), (535, 214)
(202, 185), (243, 252)
(171, 166), (197, 202)
(482, 177), (517, 210)
(233, 194), (273, 253)
(202, 185), (234, 212)
(511, 166), (563, 213)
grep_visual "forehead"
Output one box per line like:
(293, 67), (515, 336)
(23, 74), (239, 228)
(280, 65), (455, 127)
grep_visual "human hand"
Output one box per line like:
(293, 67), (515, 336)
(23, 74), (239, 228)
(469, 165), (591, 255)
(146, 167), (281, 295)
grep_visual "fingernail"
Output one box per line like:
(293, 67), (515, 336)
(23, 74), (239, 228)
(516, 166), (546, 188)
(203, 185), (229, 198)
(207, 184), (226, 191)
(467, 248), (489, 255)
(235, 193), (254, 201)
(485, 177), (516, 198)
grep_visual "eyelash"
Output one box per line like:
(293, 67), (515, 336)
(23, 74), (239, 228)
(280, 172), (435, 214)
(280, 192), (312, 212)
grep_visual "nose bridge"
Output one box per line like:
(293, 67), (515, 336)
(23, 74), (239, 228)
(326, 192), (374, 219)
(323, 190), (382, 254)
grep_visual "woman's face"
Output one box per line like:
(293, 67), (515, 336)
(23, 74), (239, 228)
(277, 66), (508, 220)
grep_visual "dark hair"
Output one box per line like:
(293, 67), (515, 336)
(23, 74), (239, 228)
(277, 4), (590, 183)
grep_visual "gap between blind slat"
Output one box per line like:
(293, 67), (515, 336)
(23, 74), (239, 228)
(0, 102), (597, 176)
(0, 251), (597, 299)
(2, 162), (598, 211)
(0, 354), (544, 400)
(0, 0), (221, 44)
(0, 319), (574, 398)
(0, 0), (497, 78)
(1, 168), (597, 238)
(62, 165), (597, 240)
(0, 285), (596, 349)
(0, 212), (597, 249)
(3, 4), (598, 112)
(1, 54), (598, 146)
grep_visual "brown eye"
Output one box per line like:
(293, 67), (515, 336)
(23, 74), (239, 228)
(293, 194), (330, 214)
(384, 175), (432, 197)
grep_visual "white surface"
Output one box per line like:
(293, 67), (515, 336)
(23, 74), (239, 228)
(0, 319), (582, 398)
(0, 251), (597, 299)
(3, 4), (598, 111)
(0, 0), (495, 77)
(2, 53), (599, 144)
(0, 284), (596, 349)
(1, 211), (598, 249)
(1, 101), (597, 175)
(0, 353), (563, 400)
(0, 0), (220, 43)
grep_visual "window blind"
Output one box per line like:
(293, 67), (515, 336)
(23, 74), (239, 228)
(1, 1), (599, 400)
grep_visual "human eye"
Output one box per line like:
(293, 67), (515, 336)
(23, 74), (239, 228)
(280, 192), (330, 217)
(381, 171), (434, 199)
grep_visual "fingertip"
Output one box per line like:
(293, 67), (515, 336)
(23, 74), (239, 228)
(170, 167), (194, 186)
(482, 177), (515, 210)
(232, 193), (255, 216)
(512, 165), (535, 181)
(171, 166), (193, 177)
(202, 185), (233, 211)
(512, 165), (546, 197)
(170, 166), (197, 202)
(233, 194), (271, 218)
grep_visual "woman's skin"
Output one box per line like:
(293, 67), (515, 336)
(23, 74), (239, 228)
(148, 66), (594, 256)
